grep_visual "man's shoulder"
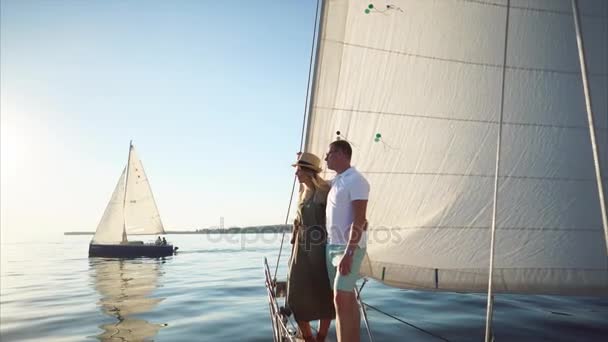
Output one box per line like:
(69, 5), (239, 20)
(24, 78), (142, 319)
(345, 167), (368, 184)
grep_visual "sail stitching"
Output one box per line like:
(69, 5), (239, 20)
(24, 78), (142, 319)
(368, 261), (607, 272)
(360, 171), (606, 183)
(459, 0), (608, 18)
(315, 105), (608, 130)
(372, 226), (604, 232)
(325, 39), (608, 77)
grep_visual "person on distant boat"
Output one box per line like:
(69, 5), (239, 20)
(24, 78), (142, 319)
(287, 152), (335, 342)
(162, 237), (167, 246)
(155, 236), (162, 245)
(324, 140), (369, 342)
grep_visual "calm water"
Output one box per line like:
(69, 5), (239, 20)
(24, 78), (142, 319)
(1, 234), (607, 341)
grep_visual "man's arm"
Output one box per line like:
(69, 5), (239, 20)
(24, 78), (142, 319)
(339, 199), (368, 275)
(347, 200), (368, 250)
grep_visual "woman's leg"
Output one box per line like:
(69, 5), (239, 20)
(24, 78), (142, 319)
(297, 321), (314, 342)
(316, 319), (331, 341)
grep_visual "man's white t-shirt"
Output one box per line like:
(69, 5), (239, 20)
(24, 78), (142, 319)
(326, 167), (370, 247)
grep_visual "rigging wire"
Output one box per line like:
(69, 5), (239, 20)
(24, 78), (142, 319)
(361, 301), (451, 342)
(570, 0), (608, 254)
(485, 1), (510, 341)
(273, 0), (322, 281)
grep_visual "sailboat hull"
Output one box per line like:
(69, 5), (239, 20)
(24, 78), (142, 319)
(88, 243), (175, 258)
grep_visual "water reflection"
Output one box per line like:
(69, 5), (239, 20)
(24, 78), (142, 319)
(89, 258), (166, 341)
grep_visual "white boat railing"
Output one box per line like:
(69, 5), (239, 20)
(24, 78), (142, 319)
(264, 257), (297, 342)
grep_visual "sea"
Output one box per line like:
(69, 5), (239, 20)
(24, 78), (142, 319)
(1, 233), (607, 342)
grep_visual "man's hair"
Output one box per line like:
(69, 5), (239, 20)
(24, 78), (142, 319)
(330, 140), (352, 160)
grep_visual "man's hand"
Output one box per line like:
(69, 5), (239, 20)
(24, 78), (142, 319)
(339, 252), (353, 275)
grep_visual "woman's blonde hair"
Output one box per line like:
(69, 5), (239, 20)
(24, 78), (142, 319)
(299, 169), (330, 203)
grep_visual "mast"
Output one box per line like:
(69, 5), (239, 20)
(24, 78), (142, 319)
(121, 140), (133, 243)
(303, 0), (327, 152)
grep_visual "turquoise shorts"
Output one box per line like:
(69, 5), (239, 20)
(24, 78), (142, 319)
(326, 244), (366, 292)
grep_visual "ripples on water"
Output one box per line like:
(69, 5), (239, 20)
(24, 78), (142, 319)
(1, 234), (607, 341)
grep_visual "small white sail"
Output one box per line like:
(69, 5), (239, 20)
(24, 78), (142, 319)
(306, 0), (608, 295)
(92, 144), (165, 244)
(92, 168), (127, 244)
(125, 145), (165, 236)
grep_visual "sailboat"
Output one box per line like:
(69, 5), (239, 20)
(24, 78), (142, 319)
(266, 0), (607, 340)
(89, 141), (176, 258)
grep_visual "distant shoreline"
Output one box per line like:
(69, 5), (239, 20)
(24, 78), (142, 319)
(64, 224), (292, 235)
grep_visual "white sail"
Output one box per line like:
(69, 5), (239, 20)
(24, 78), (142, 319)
(306, 0), (607, 295)
(92, 168), (127, 244)
(125, 145), (165, 235)
(92, 144), (165, 244)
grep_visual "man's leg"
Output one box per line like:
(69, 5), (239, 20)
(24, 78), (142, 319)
(332, 247), (365, 342)
(334, 290), (360, 342)
(325, 245), (341, 340)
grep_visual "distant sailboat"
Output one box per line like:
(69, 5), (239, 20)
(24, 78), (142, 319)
(267, 0), (607, 341)
(89, 141), (176, 258)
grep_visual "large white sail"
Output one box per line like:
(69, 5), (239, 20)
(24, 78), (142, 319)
(306, 0), (607, 295)
(92, 168), (127, 244)
(125, 145), (165, 235)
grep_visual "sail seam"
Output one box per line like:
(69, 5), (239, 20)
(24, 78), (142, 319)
(314, 106), (608, 130)
(371, 226), (604, 232)
(458, 0), (608, 18)
(360, 171), (606, 183)
(325, 39), (608, 77)
(369, 261), (607, 271)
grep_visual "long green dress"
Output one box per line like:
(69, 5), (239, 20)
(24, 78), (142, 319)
(286, 190), (336, 322)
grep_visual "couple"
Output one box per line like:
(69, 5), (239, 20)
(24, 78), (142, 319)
(287, 140), (369, 342)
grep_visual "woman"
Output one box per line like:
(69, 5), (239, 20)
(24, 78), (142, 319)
(287, 152), (335, 342)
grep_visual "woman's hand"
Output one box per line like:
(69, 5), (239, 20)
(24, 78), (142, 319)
(290, 231), (297, 244)
(291, 220), (300, 244)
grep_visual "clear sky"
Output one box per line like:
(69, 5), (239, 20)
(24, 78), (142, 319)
(1, 0), (318, 242)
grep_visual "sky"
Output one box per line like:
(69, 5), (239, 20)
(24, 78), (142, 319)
(1, 0), (319, 242)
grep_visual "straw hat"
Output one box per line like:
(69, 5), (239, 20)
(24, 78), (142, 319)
(292, 152), (322, 173)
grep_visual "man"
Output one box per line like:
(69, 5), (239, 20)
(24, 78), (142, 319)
(324, 140), (369, 342)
